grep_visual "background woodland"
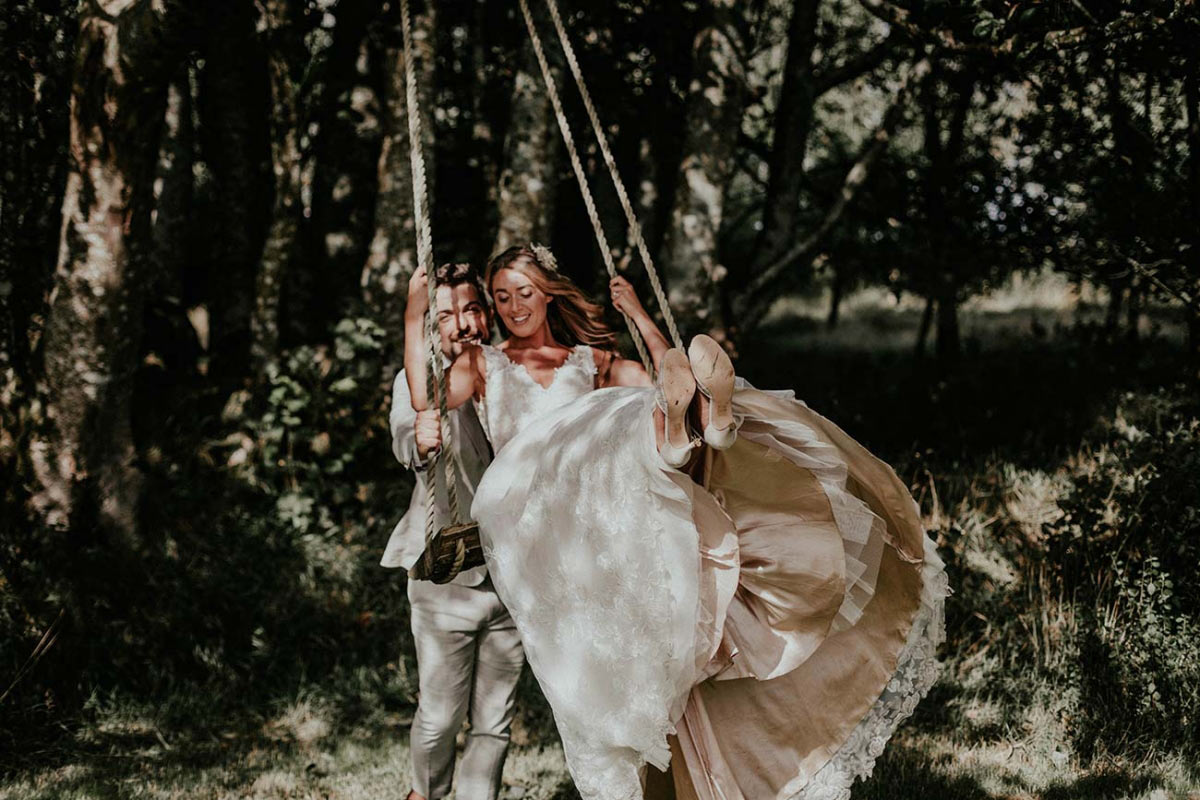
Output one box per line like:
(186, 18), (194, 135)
(2, 0), (1199, 796)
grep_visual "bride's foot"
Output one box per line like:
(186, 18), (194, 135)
(688, 334), (737, 450)
(655, 348), (701, 468)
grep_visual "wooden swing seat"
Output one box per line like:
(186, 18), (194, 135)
(409, 521), (485, 584)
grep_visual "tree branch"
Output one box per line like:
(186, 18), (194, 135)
(1118, 252), (1198, 311)
(812, 35), (897, 95)
(734, 58), (932, 323)
(737, 130), (772, 165)
(856, 0), (1010, 58)
(857, 0), (1170, 61)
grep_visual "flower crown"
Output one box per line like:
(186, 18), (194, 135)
(529, 242), (559, 275)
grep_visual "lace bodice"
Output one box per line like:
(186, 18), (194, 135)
(479, 343), (596, 453)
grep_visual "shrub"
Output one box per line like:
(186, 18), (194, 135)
(1044, 387), (1200, 757)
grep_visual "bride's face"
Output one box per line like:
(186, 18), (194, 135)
(491, 267), (551, 337)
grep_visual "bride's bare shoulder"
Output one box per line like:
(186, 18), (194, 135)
(591, 347), (616, 371)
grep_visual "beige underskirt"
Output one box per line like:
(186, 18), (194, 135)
(649, 387), (946, 800)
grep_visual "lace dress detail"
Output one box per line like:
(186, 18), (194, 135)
(478, 343), (596, 454)
(783, 539), (949, 800)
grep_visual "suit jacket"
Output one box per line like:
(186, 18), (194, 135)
(382, 368), (493, 587)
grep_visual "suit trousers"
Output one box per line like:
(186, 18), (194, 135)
(408, 575), (525, 800)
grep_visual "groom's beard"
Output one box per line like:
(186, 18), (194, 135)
(447, 332), (484, 358)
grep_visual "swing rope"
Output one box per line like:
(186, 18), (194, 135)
(539, 0), (685, 352)
(515, 0), (655, 377)
(399, 0), (697, 578)
(399, 0), (467, 554)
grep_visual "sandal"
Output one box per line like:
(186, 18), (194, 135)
(688, 334), (737, 450)
(655, 348), (702, 468)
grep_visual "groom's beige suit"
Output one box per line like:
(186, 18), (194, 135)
(385, 370), (524, 800)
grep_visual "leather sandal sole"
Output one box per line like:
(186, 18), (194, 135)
(660, 348), (697, 452)
(689, 334), (734, 434)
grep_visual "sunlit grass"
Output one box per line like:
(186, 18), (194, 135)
(3, 697), (1195, 799)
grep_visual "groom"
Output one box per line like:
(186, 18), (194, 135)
(384, 262), (524, 800)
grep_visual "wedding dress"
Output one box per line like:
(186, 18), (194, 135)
(469, 343), (949, 800)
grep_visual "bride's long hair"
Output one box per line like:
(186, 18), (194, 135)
(485, 245), (618, 349)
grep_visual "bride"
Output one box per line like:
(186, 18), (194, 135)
(403, 244), (948, 800)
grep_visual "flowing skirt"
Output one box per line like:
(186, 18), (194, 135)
(471, 383), (948, 800)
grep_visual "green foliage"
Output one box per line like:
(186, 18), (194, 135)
(1044, 388), (1200, 757)
(176, 316), (415, 690)
(0, 318), (417, 740)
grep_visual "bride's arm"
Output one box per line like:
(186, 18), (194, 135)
(604, 356), (652, 388)
(609, 275), (671, 371)
(403, 267), (484, 411)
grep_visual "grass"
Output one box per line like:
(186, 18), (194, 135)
(0, 693), (576, 800)
(3, 689), (1196, 799)
(3, 273), (1198, 799)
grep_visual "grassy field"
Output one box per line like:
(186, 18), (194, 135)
(4, 276), (1198, 799)
(2, 696), (1197, 800)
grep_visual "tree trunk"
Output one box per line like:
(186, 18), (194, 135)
(921, 67), (974, 366)
(915, 296), (934, 357)
(1185, 56), (1200, 380)
(660, 0), (746, 339)
(826, 263), (844, 330)
(307, 2), (379, 340)
(754, 0), (819, 269)
(0, 3), (74, 386)
(1125, 275), (1142, 343)
(1104, 278), (1125, 334)
(31, 0), (175, 543)
(362, 1), (436, 373)
(471, 0), (500, 249)
(934, 281), (960, 364)
(198, 0), (271, 380)
(493, 14), (561, 255)
(250, 0), (304, 377)
(152, 72), (195, 304)
(136, 69), (202, 448)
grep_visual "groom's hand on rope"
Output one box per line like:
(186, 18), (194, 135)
(406, 266), (431, 320)
(414, 409), (442, 459)
(609, 275), (644, 319)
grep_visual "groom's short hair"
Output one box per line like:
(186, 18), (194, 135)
(434, 262), (490, 313)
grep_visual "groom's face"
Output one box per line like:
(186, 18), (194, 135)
(435, 283), (490, 358)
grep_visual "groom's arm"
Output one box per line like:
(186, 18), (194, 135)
(390, 370), (422, 469)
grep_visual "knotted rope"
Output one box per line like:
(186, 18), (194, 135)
(399, 0), (465, 546)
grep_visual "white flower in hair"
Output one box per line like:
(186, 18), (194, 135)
(530, 242), (559, 274)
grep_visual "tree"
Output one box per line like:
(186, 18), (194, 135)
(1003, 8), (1199, 370)
(31, 0), (180, 543)
(305, 1), (381, 341)
(196, 0), (272, 381)
(918, 64), (976, 361)
(494, 1), (563, 255)
(0, 0), (75, 387)
(658, 0), (747, 339)
(362, 0), (436, 374)
(250, 0), (305, 377)
(660, 0), (910, 340)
